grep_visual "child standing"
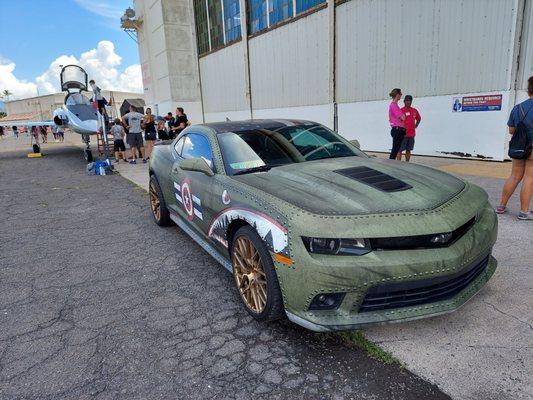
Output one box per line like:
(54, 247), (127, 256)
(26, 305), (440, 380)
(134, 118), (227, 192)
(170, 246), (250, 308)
(397, 95), (422, 162)
(111, 119), (126, 162)
(56, 125), (65, 143)
(157, 119), (169, 140)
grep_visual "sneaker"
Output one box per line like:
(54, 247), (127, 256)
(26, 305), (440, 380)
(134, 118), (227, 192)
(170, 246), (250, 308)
(142, 159), (147, 164)
(114, 159), (119, 163)
(495, 205), (507, 214)
(517, 211), (531, 220)
(130, 159), (136, 165)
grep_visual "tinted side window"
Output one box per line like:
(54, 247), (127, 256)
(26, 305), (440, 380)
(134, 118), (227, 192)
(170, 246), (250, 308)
(174, 137), (185, 155)
(181, 133), (214, 168)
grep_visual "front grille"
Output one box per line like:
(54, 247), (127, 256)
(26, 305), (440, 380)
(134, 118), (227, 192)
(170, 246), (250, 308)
(370, 217), (476, 250)
(358, 255), (490, 312)
(334, 166), (412, 192)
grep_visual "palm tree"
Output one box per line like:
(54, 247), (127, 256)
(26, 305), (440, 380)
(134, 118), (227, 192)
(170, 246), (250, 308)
(2, 90), (13, 101)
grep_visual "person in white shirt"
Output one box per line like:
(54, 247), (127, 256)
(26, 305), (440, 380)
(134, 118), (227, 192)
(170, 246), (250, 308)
(122, 105), (146, 164)
(89, 79), (106, 115)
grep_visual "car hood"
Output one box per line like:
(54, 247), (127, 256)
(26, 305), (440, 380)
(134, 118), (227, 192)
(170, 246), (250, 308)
(233, 157), (466, 215)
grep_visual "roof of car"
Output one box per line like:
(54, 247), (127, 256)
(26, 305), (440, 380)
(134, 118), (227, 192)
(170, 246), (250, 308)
(202, 119), (319, 134)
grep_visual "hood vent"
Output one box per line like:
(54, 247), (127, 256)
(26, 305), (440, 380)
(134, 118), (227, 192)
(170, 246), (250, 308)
(334, 166), (412, 192)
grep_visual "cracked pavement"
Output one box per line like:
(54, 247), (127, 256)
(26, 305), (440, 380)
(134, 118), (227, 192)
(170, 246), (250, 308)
(0, 142), (449, 400)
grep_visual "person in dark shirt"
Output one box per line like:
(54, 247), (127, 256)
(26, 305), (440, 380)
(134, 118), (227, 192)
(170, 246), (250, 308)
(170, 107), (188, 138)
(157, 119), (169, 140)
(142, 107), (157, 159)
(165, 112), (176, 139)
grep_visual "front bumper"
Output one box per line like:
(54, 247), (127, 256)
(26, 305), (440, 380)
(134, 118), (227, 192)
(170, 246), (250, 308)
(285, 255), (497, 332)
(277, 203), (498, 332)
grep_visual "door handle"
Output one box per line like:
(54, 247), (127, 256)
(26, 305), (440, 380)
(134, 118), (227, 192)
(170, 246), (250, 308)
(172, 166), (180, 174)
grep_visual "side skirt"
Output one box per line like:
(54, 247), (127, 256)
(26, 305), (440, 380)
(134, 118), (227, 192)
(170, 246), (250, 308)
(169, 212), (232, 273)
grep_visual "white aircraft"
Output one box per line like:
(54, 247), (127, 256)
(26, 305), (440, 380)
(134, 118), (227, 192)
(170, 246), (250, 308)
(0, 65), (104, 160)
(52, 65), (102, 161)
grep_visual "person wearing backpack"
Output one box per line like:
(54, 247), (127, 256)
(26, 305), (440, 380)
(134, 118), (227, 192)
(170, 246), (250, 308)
(496, 76), (533, 220)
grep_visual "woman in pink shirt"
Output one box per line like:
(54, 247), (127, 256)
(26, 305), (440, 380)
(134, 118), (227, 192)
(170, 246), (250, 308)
(388, 88), (406, 159)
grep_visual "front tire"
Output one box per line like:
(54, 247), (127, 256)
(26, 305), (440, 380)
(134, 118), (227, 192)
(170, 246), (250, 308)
(149, 175), (171, 226)
(85, 149), (93, 162)
(230, 226), (284, 322)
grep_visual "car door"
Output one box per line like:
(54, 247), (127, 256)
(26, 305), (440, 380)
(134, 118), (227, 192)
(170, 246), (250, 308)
(163, 135), (185, 203)
(169, 132), (217, 237)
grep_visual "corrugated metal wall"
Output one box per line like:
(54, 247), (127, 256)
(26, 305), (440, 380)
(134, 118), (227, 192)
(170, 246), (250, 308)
(248, 9), (329, 109)
(336, 0), (517, 103)
(518, 0), (532, 89)
(199, 42), (249, 112)
(196, 0), (527, 114)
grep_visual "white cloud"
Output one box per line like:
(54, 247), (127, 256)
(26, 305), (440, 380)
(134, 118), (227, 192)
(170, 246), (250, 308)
(116, 64), (143, 93)
(0, 59), (38, 100)
(73, 0), (125, 20)
(1, 40), (142, 100)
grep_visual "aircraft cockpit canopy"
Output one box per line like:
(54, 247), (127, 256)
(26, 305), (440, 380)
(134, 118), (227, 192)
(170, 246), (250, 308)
(60, 65), (88, 93)
(65, 92), (91, 106)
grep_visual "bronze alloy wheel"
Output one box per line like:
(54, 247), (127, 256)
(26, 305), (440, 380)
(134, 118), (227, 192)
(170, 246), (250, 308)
(232, 235), (268, 313)
(149, 182), (161, 221)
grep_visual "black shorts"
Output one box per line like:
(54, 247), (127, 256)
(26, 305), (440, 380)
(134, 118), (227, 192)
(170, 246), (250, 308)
(126, 132), (143, 148)
(144, 131), (157, 141)
(113, 139), (126, 152)
(97, 99), (106, 109)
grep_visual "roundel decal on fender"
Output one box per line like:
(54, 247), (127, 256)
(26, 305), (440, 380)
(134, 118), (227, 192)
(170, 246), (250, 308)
(181, 178), (194, 221)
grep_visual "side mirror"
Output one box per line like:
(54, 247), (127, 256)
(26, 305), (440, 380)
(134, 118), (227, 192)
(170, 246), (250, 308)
(350, 139), (361, 149)
(179, 157), (214, 176)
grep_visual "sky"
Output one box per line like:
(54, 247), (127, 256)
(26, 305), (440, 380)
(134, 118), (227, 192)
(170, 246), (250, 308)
(0, 0), (142, 100)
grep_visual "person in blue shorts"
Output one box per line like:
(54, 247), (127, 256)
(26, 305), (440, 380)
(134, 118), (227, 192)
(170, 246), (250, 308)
(496, 76), (533, 220)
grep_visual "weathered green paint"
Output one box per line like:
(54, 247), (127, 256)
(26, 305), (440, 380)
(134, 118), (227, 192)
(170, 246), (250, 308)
(149, 121), (498, 331)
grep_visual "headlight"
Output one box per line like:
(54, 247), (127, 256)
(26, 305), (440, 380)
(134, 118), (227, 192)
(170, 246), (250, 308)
(302, 237), (371, 255)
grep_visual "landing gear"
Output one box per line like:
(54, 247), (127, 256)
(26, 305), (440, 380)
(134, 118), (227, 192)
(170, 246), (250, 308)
(85, 149), (93, 162)
(82, 134), (93, 162)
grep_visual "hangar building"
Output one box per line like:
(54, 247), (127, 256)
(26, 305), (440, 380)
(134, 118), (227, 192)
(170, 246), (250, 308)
(1, 91), (144, 126)
(125, 0), (533, 160)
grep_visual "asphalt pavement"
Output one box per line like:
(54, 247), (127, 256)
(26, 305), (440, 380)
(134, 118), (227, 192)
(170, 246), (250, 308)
(0, 140), (449, 399)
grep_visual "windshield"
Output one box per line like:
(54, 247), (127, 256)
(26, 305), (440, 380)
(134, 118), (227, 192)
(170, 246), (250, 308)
(218, 124), (364, 175)
(66, 93), (91, 106)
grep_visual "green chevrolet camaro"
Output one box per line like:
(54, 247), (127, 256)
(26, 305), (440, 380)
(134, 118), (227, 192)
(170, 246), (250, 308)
(148, 119), (497, 331)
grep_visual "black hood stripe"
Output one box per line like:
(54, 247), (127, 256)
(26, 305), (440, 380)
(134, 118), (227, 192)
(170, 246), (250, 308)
(334, 166), (412, 192)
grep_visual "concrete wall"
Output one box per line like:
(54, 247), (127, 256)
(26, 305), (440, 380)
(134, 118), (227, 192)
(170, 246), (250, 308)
(134, 0), (203, 123)
(338, 91), (511, 161)
(5, 91), (145, 120)
(5, 94), (63, 120)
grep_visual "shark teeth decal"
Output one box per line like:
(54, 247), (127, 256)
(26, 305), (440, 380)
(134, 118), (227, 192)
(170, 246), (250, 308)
(208, 207), (289, 256)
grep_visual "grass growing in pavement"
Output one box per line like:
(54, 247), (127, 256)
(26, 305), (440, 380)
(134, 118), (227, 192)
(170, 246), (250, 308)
(340, 330), (402, 366)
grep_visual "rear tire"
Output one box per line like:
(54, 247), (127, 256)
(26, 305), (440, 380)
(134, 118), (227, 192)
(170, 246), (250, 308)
(149, 175), (172, 226)
(230, 226), (284, 322)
